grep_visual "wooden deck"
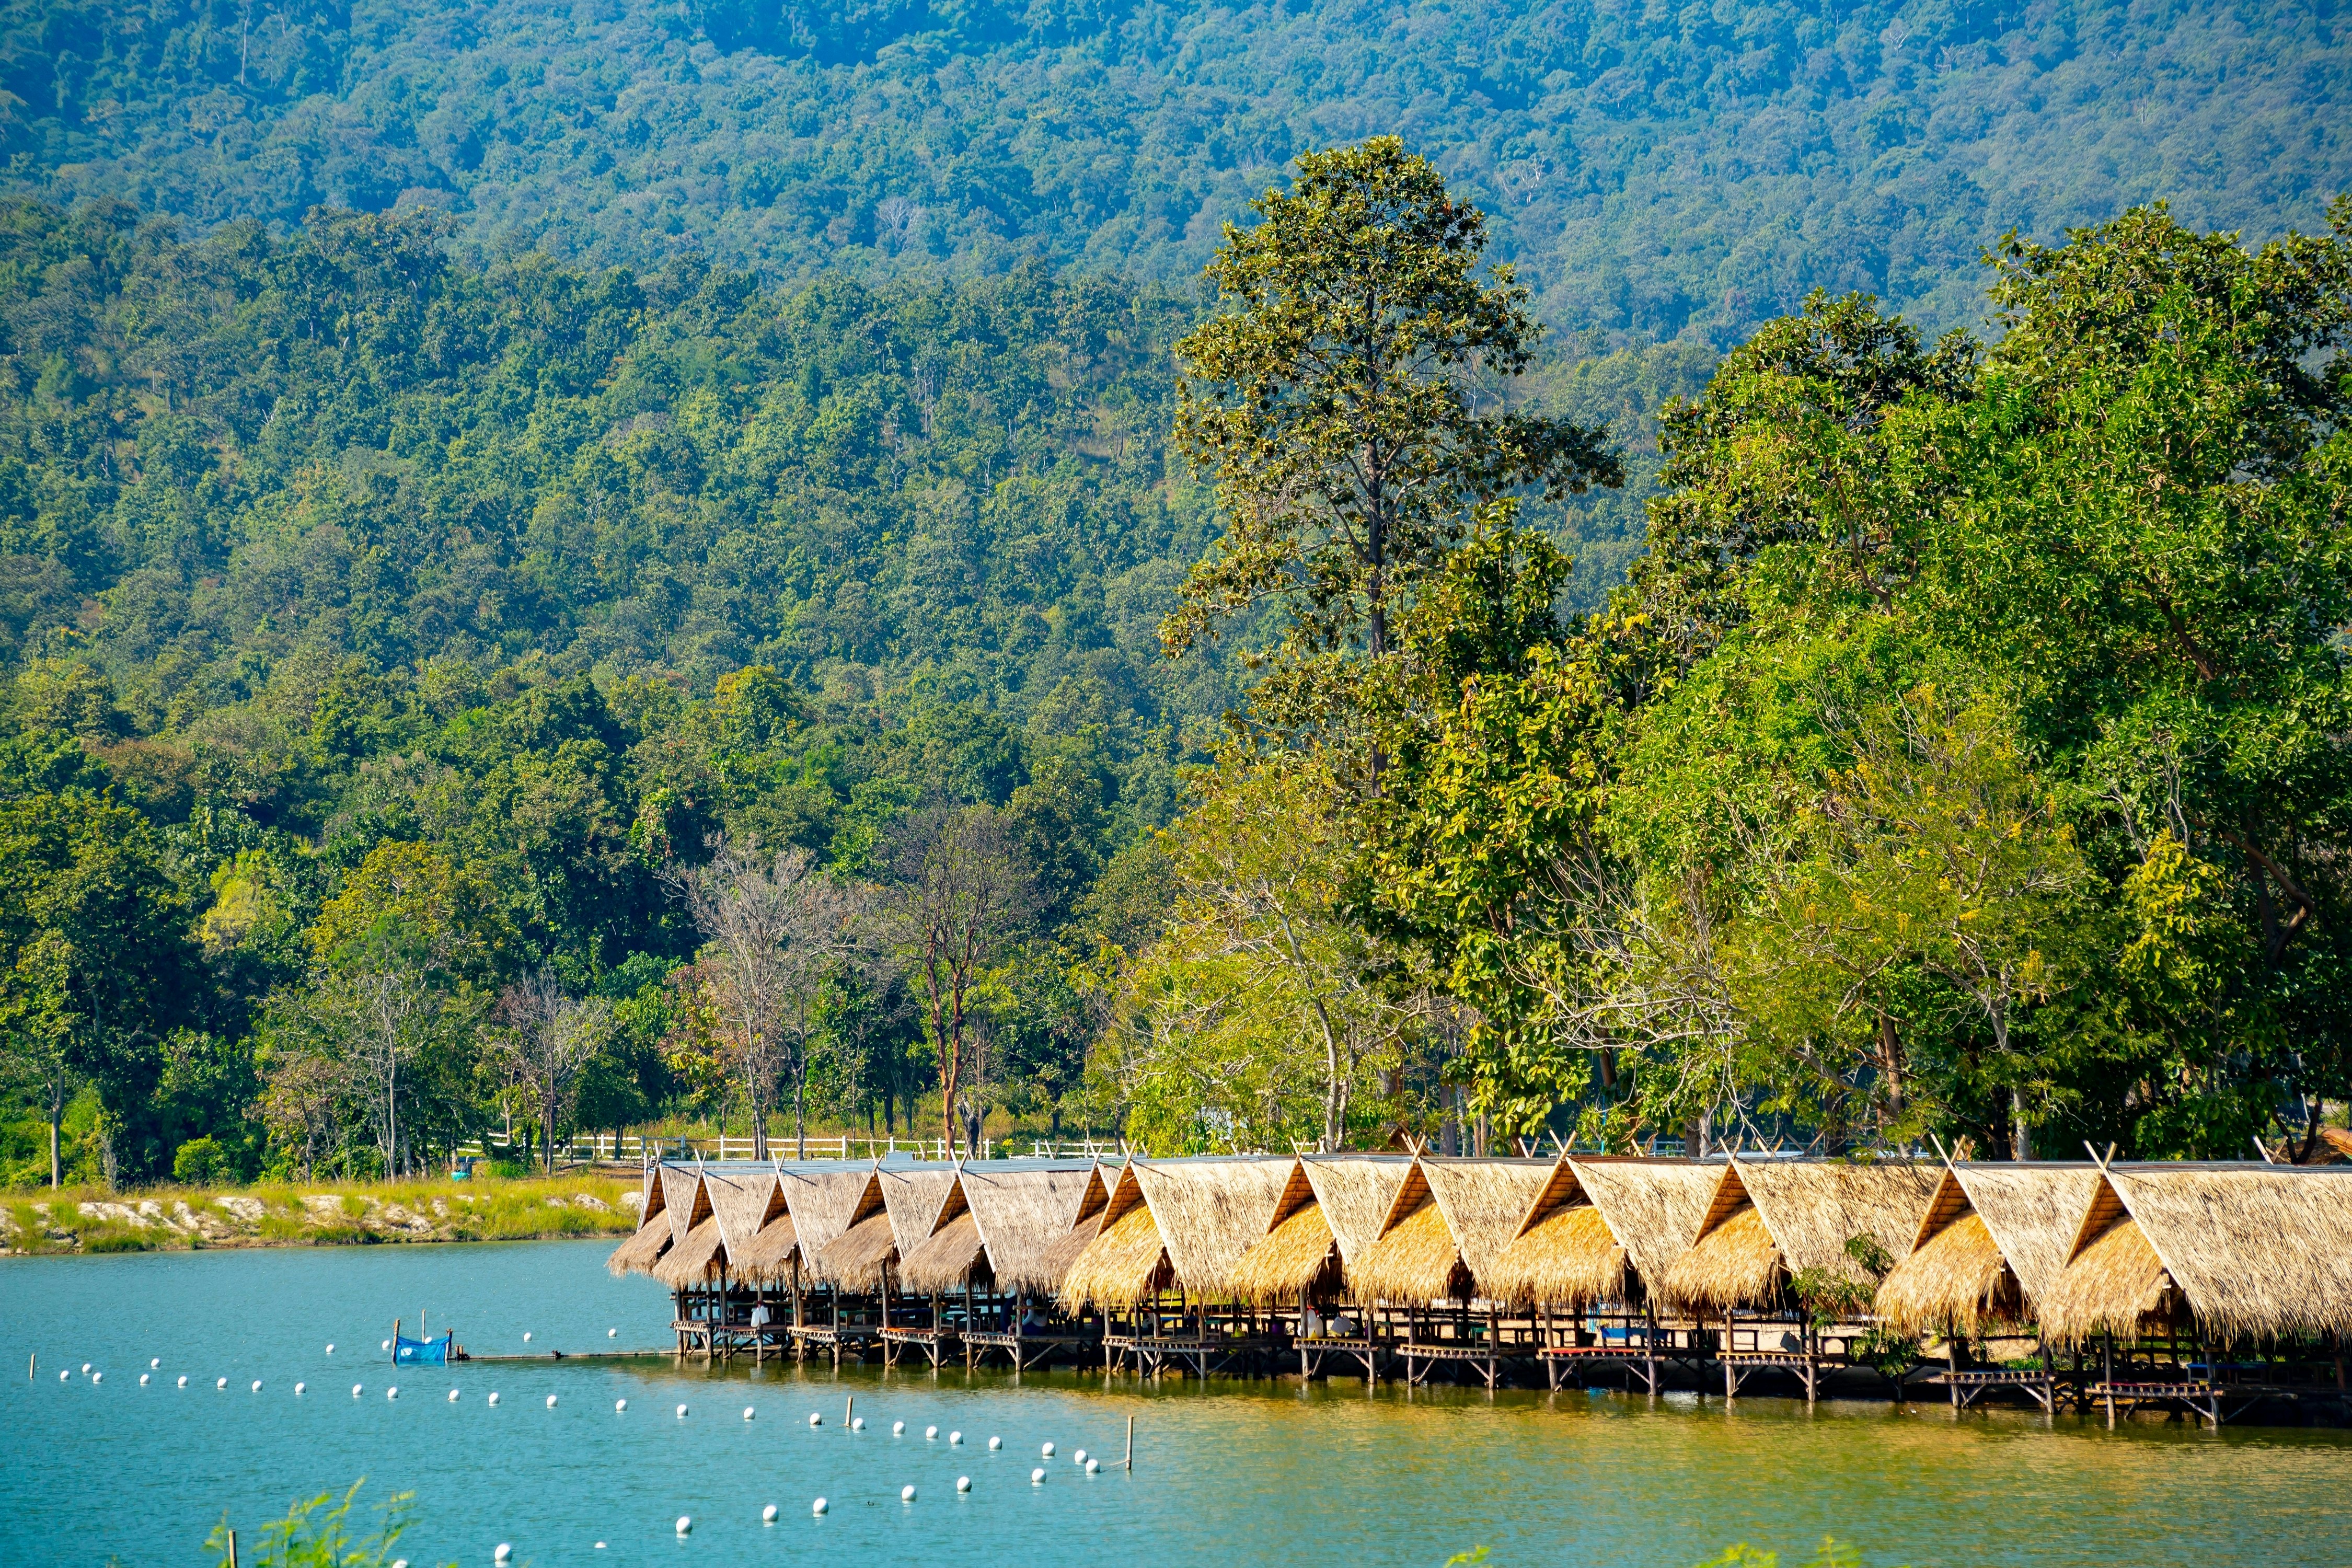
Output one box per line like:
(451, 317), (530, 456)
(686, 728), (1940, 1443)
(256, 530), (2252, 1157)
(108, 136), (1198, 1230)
(1103, 1333), (1278, 1379)
(880, 1325), (959, 1369)
(963, 1329), (1097, 1374)
(1921, 1367), (2058, 1412)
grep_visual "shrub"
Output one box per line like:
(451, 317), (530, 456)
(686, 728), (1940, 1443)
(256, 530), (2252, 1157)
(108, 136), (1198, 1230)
(174, 1137), (232, 1185)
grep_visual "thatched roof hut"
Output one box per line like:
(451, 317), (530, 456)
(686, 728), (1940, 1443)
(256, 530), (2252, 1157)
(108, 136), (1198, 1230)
(1227, 1161), (1326, 1306)
(2042, 1162), (2352, 1346)
(1480, 1158), (1625, 1310)
(1662, 1157), (1940, 1313)
(1058, 1156), (1290, 1308)
(1035, 1163), (1116, 1295)
(880, 1166), (961, 1259)
(1568, 1156), (1723, 1294)
(899, 1161), (1103, 1297)
(661, 1165), (708, 1247)
(653, 1215), (727, 1288)
(1874, 1163), (2096, 1336)
(1348, 1157), (1553, 1306)
(702, 1167), (793, 1285)
(801, 1167), (891, 1289)
(606, 1165), (674, 1278)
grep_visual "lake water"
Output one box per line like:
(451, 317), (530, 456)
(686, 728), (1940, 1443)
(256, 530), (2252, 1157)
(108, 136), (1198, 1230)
(1, 1241), (2346, 1567)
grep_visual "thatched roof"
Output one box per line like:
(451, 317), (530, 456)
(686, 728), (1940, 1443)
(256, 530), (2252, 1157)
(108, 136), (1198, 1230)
(659, 1165), (709, 1246)
(782, 1167), (884, 1281)
(1663, 1201), (1781, 1312)
(1229, 1202), (1340, 1305)
(731, 1212), (800, 1284)
(705, 1170), (783, 1257)
(639, 1163), (664, 1226)
(1875, 1211), (2016, 1335)
(899, 1209), (988, 1294)
(1422, 1158), (1557, 1289)
(1480, 1160), (1626, 1310)
(2043, 1163), (2352, 1345)
(1299, 1155), (1414, 1264)
(879, 1166), (961, 1258)
(653, 1215), (726, 1288)
(820, 1211), (899, 1292)
(1567, 1157), (1722, 1286)
(1059, 1202), (1171, 1310)
(1129, 1156), (1295, 1297)
(1350, 1193), (1465, 1304)
(1734, 1157), (1943, 1284)
(963, 1165), (1101, 1295)
(1951, 1162), (2100, 1310)
(605, 1213), (672, 1278)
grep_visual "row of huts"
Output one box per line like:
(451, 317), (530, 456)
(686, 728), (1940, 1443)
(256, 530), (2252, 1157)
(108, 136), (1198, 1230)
(606, 1149), (2352, 1414)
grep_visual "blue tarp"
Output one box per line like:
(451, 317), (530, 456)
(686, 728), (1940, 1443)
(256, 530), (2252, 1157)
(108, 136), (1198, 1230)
(394, 1332), (452, 1365)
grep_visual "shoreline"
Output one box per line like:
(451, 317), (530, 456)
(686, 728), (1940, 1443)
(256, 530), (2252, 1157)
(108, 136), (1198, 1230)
(1, 1174), (642, 1255)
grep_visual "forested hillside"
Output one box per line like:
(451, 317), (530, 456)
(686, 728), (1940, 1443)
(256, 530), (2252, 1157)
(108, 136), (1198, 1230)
(5, 0), (2345, 337)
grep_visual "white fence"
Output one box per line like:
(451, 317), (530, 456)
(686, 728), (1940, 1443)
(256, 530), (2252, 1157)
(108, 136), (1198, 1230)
(452, 1133), (1127, 1166)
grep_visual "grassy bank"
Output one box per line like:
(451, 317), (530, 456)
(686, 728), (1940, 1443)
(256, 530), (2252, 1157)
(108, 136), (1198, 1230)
(0, 1173), (642, 1255)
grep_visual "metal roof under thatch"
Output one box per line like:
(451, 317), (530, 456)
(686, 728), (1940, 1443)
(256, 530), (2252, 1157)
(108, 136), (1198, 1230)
(1129, 1157), (1295, 1298)
(2045, 1163), (2352, 1346)
(1567, 1157), (1724, 1288)
(1421, 1157), (1558, 1292)
(1059, 1202), (1171, 1310)
(653, 1215), (727, 1288)
(606, 1213), (673, 1278)
(1480, 1161), (1627, 1310)
(961, 1165), (1101, 1295)
(660, 1165), (709, 1246)
(1299, 1155), (1415, 1266)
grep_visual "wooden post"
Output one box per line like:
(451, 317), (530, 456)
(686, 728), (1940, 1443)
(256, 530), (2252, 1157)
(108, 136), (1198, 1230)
(1125, 1412), (1134, 1470)
(846, 1394), (854, 1427)
(2102, 1334), (2116, 1428)
(226, 1529), (238, 1568)
(1723, 1309), (1736, 1401)
(1948, 1324), (1961, 1408)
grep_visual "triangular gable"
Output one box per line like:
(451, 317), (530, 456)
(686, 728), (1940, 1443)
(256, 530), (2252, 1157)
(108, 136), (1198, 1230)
(706, 1169), (784, 1254)
(1375, 1158), (1436, 1238)
(1422, 1159), (1558, 1281)
(1299, 1154), (1415, 1265)
(640, 1163), (664, 1224)
(2065, 1169), (2132, 1266)
(660, 1165), (709, 1246)
(1266, 1158), (1316, 1231)
(1099, 1161), (1150, 1229)
(1071, 1163), (1110, 1225)
(1689, 1161), (1752, 1249)
(1911, 1166), (1972, 1254)
(1513, 1157), (1590, 1241)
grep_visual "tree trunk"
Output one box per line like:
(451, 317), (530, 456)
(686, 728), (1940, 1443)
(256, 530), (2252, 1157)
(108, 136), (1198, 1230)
(2010, 1085), (2033, 1161)
(49, 1105), (60, 1190)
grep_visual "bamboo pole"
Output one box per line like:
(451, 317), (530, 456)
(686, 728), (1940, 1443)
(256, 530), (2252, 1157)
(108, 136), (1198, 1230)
(1125, 1412), (1134, 1470)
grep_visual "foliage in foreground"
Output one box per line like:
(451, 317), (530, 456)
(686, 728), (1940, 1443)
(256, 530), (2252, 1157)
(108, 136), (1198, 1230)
(209, 1483), (447, 1568)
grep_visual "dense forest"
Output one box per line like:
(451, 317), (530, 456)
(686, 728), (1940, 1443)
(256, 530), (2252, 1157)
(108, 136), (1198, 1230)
(2, 0), (2344, 339)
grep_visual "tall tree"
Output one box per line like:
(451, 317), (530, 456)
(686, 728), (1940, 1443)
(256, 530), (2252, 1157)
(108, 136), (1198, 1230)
(490, 973), (615, 1176)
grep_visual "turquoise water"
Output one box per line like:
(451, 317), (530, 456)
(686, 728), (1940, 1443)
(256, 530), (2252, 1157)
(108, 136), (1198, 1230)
(2, 1241), (2346, 1567)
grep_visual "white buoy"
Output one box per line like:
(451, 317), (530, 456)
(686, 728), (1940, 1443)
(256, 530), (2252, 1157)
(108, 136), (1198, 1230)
(955, 1476), (971, 1493)
(488, 1392), (500, 1406)
(294, 1383), (305, 1396)
(1086, 1458), (1101, 1474)
(594, 1544), (605, 1551)
(615, 1399), (628, 1412)
(81, 1363), (91, 1374)
(743, 1405), (755, 1421)
(176, 1375), (187, 1388)
(900, 1485), (916, 1503)
(140, 1374), (149, 1386)
(892, 1420), (905, 1436)
(988, 1435), (1001, 1450)
(850, 1416), (864, 1432)
(812, 1498), (828, 1516)
(449, 1389), (460, 1402)
(493, 1547), (512, 1564)
(325, 1344), (334, 1354)
(1031, 1468), (1046, 1485)
(762, 1504), (778, 1524)
(608, 1328), (617, 1338)
(949, 1430), (963, 1445)
(808, 1411), (822, 1427)
(149, 1358), (159, 1369)
(676, 1403), (688, 1419)
(381, 1340), (390, 1351)
(546, 1394), (558, 1409)
(91, 1371), (102, 1384)
(1074, 1448), (1087, 1465)
(675, 1515), (692, 1536)
(925, 1425), (938, 1440)
(216, 1377), (228, 1389)
(251, 1380), (263, 1393)
(352, 1384), (363, 1398)
(1041, 1441), (1055, 1457)
(387, 1386), (399, 1400)
(58, 1369), (68, 1382)
(523, 1332), (532, 1343)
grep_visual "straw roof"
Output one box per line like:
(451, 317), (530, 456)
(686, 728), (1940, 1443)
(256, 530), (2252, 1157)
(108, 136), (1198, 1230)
(1567, 1157), (1723, 1286)
(1481, 1161), (1627, 1309)
(2044, 1164), (2352, 1345)
(1129, 1157), (1295, 1297)
(1733, 1157), (1943, 1284)
(1228, 1203), (1340, 1305)
(605, 1213), (672, 1278)
(1951, 1163), (2100, 1310)
(731, 1212), (801, 1284)
(963, 1165), (1102, 1295)
(820, 1211), (899, 1292)
(898, 1209), (987, 1295)
(879, 1167), (961, 1258)
(660, 1165), (708, 1246)
(1662, 1203), (1782, 1311)
(782, 1167), (884, 1281)
(705, 1170), (783, 1258)
(1299, 1155), (1414, 1265)
(1350, 1196), (1466, 1304)
(1059, 1202), (1172, 1310)
(653, 1215), (726, 1288)
(1875, 1212), (2017, 1335)
(1423, 1158), (1557, 1290)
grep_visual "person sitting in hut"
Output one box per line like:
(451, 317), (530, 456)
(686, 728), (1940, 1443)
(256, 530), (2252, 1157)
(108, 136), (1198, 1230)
(750, 1301), (770, 1332)
(1020, 1303), (1050, 1335)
